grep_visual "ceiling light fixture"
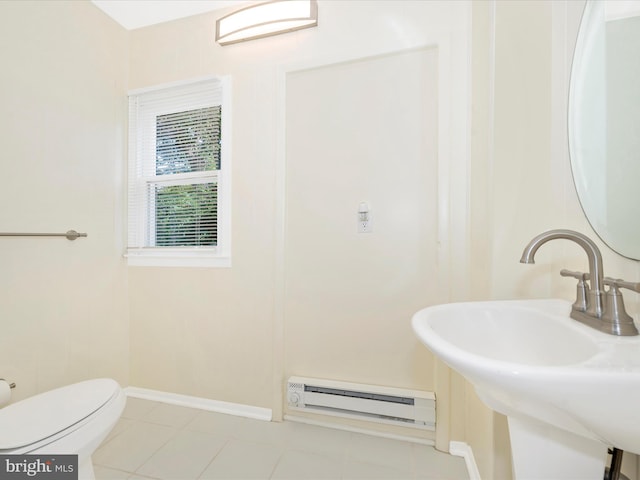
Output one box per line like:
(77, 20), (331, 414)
(216, 0), (318, 46)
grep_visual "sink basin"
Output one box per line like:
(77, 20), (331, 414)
(419, 299), (599, 366)
(412, 299), (640, 479)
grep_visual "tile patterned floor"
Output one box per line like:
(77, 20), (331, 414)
(93, 398), (470, 480)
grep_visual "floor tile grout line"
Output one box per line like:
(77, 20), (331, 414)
(131, 429), (178, 478)
(95, 419), (135, 453)
(193, 435), (236, 480)
(107, 407), (184, 478)
(266, 447), (287, 480)
(134, 418), (239, 480)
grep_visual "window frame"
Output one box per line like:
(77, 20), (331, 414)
(126, 76), (232, 268)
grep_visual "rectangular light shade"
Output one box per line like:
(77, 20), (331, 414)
(216, 0), (318, 46)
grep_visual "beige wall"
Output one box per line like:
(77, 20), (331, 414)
(127, 1), (470, 414)
(0, 1), (129, 401)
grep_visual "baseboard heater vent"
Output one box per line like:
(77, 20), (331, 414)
(287, 376), (435, 430)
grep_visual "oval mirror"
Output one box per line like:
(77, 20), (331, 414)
(569, 0), (640, 259)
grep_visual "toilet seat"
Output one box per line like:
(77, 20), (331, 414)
(0, 378), (121, 453)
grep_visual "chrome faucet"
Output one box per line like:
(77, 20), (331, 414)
(520, 229), (639, 336)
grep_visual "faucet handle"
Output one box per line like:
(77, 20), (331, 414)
(560, 269), (589, 282)
(604, 277), (640, 293)
(560, 269), (589, 313)
(602, 277), (640, 336)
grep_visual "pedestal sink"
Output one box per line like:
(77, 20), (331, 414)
(412, 299), (640, 480)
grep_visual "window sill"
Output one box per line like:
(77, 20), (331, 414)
(125, 248), (231, 268)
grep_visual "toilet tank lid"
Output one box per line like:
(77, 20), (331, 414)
(0, 378), (121, 450)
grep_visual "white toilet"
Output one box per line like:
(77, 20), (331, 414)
(0, 378), (126, 480)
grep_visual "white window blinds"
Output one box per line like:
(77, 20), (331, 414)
(127, 77), (231, 266)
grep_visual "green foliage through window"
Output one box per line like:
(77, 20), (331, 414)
(154, 183), (218, 247)
(152, 106), (221, 247)
(156, 106), (221, 174)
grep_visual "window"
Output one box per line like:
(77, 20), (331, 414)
(127, 77), (231, 267)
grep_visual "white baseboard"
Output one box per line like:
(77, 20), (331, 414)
(449, 441), (481, 480)
(124, 386), (272, 421)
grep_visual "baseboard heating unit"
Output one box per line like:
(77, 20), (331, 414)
(287, 376), (435, 430)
